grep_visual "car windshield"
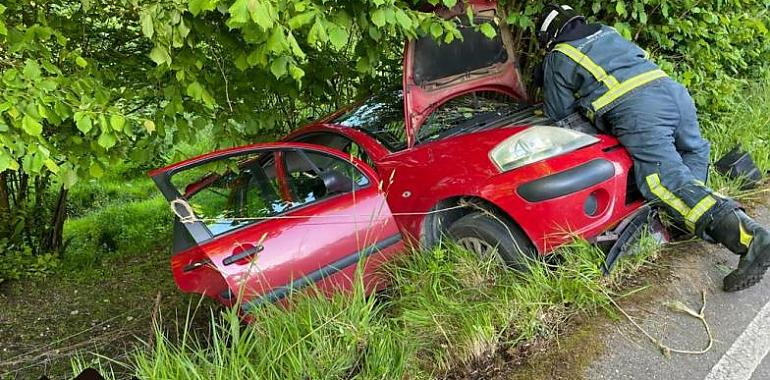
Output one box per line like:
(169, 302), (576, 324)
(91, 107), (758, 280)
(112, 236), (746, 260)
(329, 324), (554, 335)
(417, 91), (526, 144)
(333, 90), (407, 151)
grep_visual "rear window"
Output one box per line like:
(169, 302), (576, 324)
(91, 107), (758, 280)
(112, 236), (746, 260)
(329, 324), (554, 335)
(333, 90), (407, 151)
(413, 20), (507, 86)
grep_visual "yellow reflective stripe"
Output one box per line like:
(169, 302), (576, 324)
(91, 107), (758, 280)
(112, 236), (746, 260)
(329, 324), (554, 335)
(553, 43), (620, 89)
(685, 195), (717, 232)
(645, 173), (691, 217)
(592, 69), (668, 111)
(739, 223), (755, 248)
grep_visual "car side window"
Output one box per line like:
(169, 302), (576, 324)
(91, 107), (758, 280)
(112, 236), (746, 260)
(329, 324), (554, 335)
(417, 91), (517, 144)
(283, 150), (370, 207)
(169, 149), (371, 238)
(293, 132), (376, 168)
(176, 153), (294, 237)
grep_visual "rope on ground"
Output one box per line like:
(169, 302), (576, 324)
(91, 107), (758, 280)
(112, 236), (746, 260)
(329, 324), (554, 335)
(609, 289), (713, 357)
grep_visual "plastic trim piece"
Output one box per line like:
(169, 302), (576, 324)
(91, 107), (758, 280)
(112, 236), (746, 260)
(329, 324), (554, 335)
(240, 233), (402, 312)
(517, 159), (616, 202)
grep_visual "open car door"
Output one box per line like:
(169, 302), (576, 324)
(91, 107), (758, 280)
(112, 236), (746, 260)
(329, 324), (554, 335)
(149, 142), (403, 313)
(403, 1), (527, 147)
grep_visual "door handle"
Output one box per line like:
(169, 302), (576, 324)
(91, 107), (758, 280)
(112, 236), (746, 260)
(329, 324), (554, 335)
(223, 245), (264, 266)
(183, 258), (212, 273)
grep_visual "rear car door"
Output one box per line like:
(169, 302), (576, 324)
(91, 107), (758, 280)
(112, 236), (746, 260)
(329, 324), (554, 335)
(149, 143), (403, 312)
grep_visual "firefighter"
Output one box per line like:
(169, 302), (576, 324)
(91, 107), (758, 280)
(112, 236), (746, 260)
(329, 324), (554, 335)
(536, 4), (770, 291)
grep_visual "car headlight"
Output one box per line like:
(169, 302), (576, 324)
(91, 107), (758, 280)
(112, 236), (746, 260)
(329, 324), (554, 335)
(489, 126), (600, 172)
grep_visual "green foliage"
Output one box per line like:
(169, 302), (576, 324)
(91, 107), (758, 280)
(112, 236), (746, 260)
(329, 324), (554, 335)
(0, 241), (60, 284)
(699, 84), (770, 198)
(135, 0), (461, 157)
(702, 84), (770, 173)
(0, 0), (454, 260)
(63, 196), (172, 268)
(0, 0), (155, 187)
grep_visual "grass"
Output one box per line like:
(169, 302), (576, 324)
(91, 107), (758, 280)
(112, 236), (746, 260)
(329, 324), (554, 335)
(116, 236), (660, 380)
(67, 177), (158, 218)
(62, 196), (172, 268)
(701, 84), (770, 198)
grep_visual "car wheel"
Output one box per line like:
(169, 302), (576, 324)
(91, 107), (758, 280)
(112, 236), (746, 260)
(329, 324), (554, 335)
(448, 211), (535, 271)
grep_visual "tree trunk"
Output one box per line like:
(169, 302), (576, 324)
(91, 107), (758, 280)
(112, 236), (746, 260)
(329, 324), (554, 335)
(42, 186), (68, 253)
(0, 171), (10, 217)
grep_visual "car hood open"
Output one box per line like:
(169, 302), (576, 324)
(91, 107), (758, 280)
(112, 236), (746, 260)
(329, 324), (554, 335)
(402, 0), (528, 147)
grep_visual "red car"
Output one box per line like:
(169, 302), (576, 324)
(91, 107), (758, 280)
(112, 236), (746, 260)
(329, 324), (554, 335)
(150, 1), (655, 312)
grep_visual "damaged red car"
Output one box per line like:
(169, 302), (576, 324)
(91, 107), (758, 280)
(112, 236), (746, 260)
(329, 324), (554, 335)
(150, 1), (661, 313)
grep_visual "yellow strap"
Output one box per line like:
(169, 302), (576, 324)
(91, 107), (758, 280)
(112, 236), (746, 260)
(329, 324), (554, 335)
(685, 195), (717, 232)
(592, 69), (668, 111)
(553, 43), (620, 89)
(645, 173), (691, 217)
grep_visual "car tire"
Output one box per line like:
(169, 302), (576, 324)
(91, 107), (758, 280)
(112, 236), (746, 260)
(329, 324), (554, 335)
(448, 211), (535, 271)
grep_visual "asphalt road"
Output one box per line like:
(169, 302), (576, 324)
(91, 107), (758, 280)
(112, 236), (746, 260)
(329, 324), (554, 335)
(587, 188), (770, 380)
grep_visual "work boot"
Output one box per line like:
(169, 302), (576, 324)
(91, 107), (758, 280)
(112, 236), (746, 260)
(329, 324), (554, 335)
(706, 210), (770, 292)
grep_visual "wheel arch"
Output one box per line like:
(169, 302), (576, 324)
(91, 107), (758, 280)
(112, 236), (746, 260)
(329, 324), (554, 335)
(419, 195), (538, 253)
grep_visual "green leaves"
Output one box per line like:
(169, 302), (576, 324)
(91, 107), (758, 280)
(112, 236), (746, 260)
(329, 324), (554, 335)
(23, 60), (41, 81)
(615, 1), (627, 17)
(21, 115), (42, 137)
(430, 22), (443, 38)
(140, 11), (154, 39)
(328, 25), (349, 49)
(189, 0), (218, 16)
(186, 81), (215, 107)
(371, 9), (386, 28)
(270, 56), (289, 78)
(228, 0), (250, 24)
(479, 23), (497, 39)
(228, 0), (274, 30)
(97, 132), (117, 150)
(288, 12), (315, 28)
(149, 46), (172, 66)
(74, 112), (92, 134)
(0, 4), (7, 36)
(75, 57), (88, 68)
(110, 115), (125, 132)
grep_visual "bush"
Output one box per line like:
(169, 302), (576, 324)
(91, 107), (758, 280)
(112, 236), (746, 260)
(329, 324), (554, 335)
(0, 241), (60, 284)
(63, 197), (173, 268)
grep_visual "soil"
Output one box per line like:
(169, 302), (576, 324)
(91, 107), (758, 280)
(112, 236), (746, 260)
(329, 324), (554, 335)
(0, 249), (217, 380)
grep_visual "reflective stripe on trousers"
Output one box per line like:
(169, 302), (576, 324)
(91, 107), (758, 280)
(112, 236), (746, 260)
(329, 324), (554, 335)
(645, 173), (718, 232)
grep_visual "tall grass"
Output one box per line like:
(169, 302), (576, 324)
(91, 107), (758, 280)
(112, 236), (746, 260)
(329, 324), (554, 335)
(701, 84), (770, 197)
(122, 235), (659, 380)
(67, 178), (158, 218)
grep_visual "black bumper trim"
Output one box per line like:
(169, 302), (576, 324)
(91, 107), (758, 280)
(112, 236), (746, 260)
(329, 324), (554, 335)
(517, 159), (616, 202)
(241, 233), (402, 312)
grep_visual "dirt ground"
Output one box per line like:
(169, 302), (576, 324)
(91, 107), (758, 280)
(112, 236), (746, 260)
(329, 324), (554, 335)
(0, 249), (217, 380)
